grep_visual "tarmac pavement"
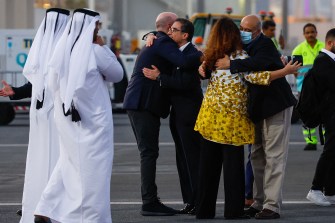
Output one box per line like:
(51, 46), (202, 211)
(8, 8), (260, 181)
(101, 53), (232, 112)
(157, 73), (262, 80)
(0, 113), (334, 223)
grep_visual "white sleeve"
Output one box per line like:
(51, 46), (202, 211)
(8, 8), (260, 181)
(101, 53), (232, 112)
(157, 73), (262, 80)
(94, 44), (124, 83)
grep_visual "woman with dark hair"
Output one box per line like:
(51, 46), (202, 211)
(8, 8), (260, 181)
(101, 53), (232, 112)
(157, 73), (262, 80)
(194, 16), (300, 219)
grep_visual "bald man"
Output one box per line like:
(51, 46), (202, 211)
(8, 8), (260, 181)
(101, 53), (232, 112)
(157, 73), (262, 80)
(123, 12), (200, 216)
(218, 15), (296, 219)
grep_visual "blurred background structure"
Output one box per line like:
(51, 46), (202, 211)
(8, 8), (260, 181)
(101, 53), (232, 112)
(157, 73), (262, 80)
(1, 0), (335, 54)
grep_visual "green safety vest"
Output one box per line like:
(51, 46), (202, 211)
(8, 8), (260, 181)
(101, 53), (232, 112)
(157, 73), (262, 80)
(291, 40), (325, 65)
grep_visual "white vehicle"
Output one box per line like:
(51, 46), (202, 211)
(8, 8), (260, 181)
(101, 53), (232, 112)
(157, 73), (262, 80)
(0, 29), (135, 125)
(0, 29), (34, 125)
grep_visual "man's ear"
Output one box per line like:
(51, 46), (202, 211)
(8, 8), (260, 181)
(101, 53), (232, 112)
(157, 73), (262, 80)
(183, 33), (189, 40)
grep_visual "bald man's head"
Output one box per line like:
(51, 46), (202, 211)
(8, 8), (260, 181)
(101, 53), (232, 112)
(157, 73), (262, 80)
(240, 15), (262, 40)
(155, 12), (178, 33)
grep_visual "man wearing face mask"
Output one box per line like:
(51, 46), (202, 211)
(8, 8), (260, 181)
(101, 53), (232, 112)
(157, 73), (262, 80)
(217, 15), (296, 219)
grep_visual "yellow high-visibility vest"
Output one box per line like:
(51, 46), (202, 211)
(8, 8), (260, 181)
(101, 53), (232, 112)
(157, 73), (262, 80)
(292, 40), (325, 65)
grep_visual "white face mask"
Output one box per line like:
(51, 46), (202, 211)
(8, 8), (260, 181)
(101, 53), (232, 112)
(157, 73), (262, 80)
(240, 31), (252, 44)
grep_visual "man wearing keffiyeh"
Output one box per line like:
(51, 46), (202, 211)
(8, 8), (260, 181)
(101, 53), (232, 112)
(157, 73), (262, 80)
(33, 8), (123, 223)
(15, 8), (70, 223)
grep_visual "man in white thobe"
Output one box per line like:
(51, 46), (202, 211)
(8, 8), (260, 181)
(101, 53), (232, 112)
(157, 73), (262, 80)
(34, 8), (123, 223)
(13, 8), (69, 223)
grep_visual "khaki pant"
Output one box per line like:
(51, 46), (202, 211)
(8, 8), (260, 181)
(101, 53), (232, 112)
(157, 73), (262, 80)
(251, 106), (293, 213)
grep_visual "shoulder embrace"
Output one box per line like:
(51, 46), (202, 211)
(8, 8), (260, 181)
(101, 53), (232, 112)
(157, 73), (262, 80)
(154, 36), (176, 48)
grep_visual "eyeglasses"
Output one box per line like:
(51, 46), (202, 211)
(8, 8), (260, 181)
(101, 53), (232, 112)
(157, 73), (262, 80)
(169, 27), (183, 33)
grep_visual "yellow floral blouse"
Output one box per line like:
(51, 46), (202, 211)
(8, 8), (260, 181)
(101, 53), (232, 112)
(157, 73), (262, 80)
(194, 50), (271, 146)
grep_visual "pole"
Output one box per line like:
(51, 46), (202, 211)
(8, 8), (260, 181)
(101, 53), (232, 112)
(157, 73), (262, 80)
(187, 0), (193, 18)
(282, 0), (288, 43)
(88, 0), (95, 11)
(197, 0), (204, 13)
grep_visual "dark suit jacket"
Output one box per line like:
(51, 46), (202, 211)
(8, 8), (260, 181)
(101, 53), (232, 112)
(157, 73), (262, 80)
(123, 32), (201, 118)
(160, 43), (202, 91)
(230, 33), (296, 123)
(312, 52), (335, 122)
(160, 42), (203, 121)
(10, 82), (32, 100)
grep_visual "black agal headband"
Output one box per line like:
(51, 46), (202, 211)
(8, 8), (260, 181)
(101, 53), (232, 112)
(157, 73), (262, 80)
(68, 8), (100, 52)
(44, 8), (70, 33)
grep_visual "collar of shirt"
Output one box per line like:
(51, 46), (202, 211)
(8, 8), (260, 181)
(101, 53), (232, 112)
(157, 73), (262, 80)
(179, 42), (190, 52)
(304, 39), (324, 50)
(321, 48), (335, 61)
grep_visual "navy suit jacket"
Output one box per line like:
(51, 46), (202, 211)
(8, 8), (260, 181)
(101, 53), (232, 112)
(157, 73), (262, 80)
(160, 43), (203, 104)
(123, 32), (201, 118)
(230, 33), (296, 123)
(160, 43), (203, 127)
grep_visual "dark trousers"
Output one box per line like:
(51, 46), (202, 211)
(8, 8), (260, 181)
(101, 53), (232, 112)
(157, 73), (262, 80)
(127, 110), (160, 203)
(196, 139), (245, 218)
(245, 144), (254, 199)
(311, 115), (335, 195)
(169, 106), (201, 206)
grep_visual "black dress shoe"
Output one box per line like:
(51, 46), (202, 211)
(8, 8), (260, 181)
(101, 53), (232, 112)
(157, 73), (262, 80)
(34, 216), (52, 223)
(179, 203), (194, 214)
(225, 214), (251, 219)
(141, 199), (178, 216)
(255, 208), (280, 219)
(187, 206), (196, 215)
(16, 209), (22, 216)
(244, 206), (260, 217)
(304, 144), (317, 151)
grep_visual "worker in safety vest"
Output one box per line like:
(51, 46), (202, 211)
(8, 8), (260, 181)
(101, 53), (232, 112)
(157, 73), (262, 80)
(292, 23), (325, 151)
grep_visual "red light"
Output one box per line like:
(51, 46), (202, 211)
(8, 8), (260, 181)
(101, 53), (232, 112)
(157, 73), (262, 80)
(226, 7), (233, 14)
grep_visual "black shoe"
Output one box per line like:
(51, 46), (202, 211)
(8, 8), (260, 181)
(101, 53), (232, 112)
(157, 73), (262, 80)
(178, 203), (194, 214)
(304, 144), (317, 151)
(187, 206), (196, 215)
(255, 208), (280, 219)
(141, 200), (178, 216)
(34, 216), (52, 223)
(244, 206), (260, 217)
(16, 209), (22, 216)
(225, 214), (251, 219)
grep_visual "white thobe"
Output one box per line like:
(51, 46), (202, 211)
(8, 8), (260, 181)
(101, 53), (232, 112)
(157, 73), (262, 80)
(34, 45), (123, 223)
(20, 86), (59, 223)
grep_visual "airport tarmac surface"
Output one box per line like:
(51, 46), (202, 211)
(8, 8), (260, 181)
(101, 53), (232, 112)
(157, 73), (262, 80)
(0, 113), (334, 223)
